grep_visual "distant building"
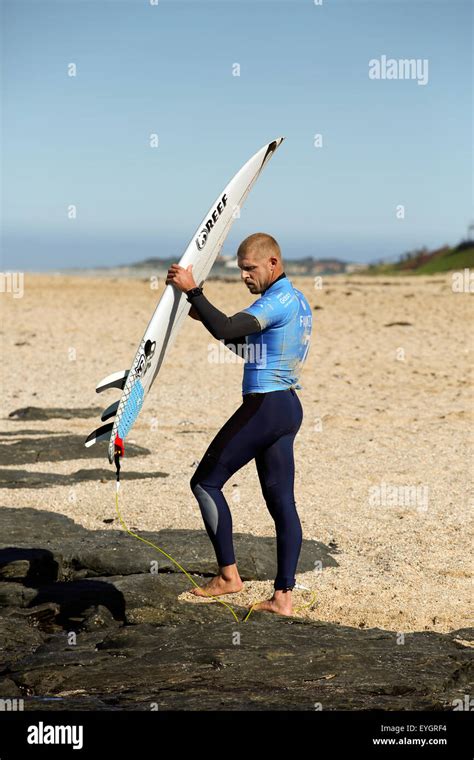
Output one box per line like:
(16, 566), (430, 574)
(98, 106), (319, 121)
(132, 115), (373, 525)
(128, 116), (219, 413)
(345, 263), (367, 273)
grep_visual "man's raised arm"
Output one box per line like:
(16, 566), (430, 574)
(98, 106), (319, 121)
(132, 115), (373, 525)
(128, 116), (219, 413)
(186, 290), (262, 340)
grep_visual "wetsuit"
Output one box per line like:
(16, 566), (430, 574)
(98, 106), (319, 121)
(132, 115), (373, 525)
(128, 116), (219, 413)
(188, 272), (312, 591)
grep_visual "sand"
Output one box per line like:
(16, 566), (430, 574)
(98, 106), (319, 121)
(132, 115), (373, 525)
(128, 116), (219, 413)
(1, 271), (472, 633)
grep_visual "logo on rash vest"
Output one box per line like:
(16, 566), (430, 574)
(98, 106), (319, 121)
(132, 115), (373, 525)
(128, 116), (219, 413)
(196, 193), (228, 250)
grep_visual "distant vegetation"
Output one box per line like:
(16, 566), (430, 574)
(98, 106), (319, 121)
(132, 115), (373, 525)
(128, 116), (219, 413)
(127, 255), (347, 278)
(123, 241), (474, 278)
(365, 241), (474, 276)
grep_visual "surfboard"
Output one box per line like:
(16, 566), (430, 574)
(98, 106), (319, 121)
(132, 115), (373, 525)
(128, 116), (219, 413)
(85, 137), (285, 463)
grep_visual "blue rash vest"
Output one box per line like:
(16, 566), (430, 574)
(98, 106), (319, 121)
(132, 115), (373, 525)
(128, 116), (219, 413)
(241, 274), (313, 394)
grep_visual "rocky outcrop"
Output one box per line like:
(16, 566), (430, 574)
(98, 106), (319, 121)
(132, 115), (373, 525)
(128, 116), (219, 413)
(0, 507), (471, 711)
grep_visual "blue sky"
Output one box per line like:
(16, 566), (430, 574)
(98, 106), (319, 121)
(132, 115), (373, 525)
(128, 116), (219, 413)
(1, 0), (472, 270)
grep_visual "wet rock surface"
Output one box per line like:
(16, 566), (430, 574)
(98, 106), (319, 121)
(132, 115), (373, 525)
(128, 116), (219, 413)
(8, 407), (104, 421)
(0, 433), (150, 466)
(0, 468), (166, 489)
(0, 507), (472, 711)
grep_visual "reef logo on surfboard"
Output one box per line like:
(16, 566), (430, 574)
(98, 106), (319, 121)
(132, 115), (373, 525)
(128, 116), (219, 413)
(196, 193), (228, 250)
(134, 339), (156, 379)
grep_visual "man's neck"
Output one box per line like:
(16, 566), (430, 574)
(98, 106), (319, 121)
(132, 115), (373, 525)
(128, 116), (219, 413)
(262, 271), (286, 295)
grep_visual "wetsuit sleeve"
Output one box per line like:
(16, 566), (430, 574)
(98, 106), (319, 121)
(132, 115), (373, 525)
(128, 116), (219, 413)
(222, 336), (247, 357)
(187, 291), (262, 340)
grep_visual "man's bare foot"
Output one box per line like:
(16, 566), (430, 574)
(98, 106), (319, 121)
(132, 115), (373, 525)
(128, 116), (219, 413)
(247, 590), (294, 617)
(190, 568), (244, 598)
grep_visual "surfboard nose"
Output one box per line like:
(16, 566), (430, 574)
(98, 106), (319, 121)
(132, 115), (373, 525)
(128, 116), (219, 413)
(270, 137), (285, 151)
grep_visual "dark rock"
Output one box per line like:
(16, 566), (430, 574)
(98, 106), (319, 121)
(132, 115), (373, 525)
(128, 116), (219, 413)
(0, 678), (23, 697)
(0, 582), (38, 608)
(80, 605), (122, 632)
(0, 547), (61, 583)
(15, 602), (62, 631)
(0, 610), (45, 671)
(8, 407), (103, 421)
(0, 468), (167, 489)
(2, 618), (472, 711)
(0, 506), (471, 711)
(0, 508), (335, 583)
(0, 435), (150, 465)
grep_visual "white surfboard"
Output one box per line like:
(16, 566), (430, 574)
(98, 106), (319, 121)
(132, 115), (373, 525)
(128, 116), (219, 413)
(85, 137), (285, 463)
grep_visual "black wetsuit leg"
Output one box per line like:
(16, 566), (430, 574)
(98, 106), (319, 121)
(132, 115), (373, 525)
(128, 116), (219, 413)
(190, 388), (303, 590)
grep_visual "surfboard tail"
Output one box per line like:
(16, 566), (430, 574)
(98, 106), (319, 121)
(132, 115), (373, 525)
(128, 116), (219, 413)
(113, 435), (125, 460)
(84, 370), (130, 454)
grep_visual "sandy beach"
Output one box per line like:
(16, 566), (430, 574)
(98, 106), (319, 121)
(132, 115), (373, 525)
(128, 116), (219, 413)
(1, 272), (472, 635)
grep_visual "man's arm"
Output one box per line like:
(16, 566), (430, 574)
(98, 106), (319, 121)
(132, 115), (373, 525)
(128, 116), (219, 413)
(188, 304), (202, 321)
(189, 304), (247, 356)
(187, 291), (262, 340)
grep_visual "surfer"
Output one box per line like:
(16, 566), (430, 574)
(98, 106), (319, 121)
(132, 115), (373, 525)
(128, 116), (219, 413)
(166, 232), (312, 617)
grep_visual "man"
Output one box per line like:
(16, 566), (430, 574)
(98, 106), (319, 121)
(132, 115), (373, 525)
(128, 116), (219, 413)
(165, 232), (312, 617)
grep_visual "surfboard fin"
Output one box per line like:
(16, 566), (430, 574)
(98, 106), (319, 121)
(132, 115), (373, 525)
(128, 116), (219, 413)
(101, 400), (120, 422)
(84, 422), (114, 448)
(96, 370), (129, 394)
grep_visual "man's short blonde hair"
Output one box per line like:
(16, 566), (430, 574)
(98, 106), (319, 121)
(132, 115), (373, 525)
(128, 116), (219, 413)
(237, 233), (282, 262)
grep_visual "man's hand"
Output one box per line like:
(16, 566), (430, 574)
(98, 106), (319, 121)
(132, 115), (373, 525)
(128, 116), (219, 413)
(165, 263), (197, 293)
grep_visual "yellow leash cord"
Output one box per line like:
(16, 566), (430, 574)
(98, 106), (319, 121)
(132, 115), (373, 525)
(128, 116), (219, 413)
(115, 483), (239, 622)
(114, 482), (317, 623)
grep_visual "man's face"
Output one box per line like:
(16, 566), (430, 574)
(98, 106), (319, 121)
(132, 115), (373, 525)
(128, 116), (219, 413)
(238, 251), (275, 294)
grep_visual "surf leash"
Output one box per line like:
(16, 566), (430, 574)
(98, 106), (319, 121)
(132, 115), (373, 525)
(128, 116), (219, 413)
(113, 451), (317, 623)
